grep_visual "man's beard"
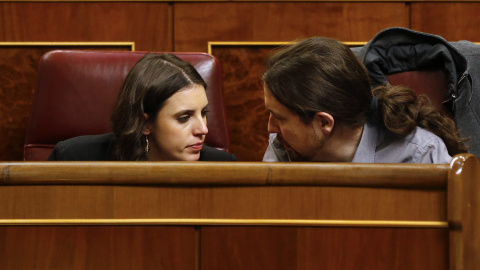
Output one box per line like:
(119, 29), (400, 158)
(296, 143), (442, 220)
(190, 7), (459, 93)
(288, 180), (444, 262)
(277, 135), (309, 161)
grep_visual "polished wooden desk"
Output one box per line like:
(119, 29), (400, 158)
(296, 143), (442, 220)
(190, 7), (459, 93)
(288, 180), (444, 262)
(0, 154), (478, 270)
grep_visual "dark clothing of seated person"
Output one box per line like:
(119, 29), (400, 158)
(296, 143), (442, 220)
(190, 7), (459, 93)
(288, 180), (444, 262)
(48, 53), (237, 162)
(261, 37), (468, 164)
(48, 133), (236, 161)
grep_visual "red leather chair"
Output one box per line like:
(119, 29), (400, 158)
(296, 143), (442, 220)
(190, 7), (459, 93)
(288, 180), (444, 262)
(24, 50), (230, 161)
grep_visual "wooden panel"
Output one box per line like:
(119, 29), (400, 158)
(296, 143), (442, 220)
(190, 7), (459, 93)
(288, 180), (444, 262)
(201, 226), (448, 270)
(0, 162), (448, 187)
(0, 226), (195, 270)
(0, 45), (131, 161)
(211, 45), (274, 161)
(0, 185), (446, 221)
(448, 154), (480, 270)
(0, 154), (478, 270)
(0, 162), (449, 221)
(174, 2), (408, 51)
(411, 2), (480, 41)
(0, 2), (171, 51)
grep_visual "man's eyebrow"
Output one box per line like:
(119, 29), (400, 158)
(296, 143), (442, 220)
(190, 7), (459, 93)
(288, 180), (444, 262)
(267, 109), (284, 119)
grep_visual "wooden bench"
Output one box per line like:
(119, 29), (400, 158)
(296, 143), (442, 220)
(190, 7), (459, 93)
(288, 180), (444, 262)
(0, 153), (479, 270)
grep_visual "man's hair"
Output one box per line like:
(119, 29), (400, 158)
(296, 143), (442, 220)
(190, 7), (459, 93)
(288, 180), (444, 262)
(263, 37), (468, 155)
(263, 37), (372, 127)
(110, 53), (207, 160)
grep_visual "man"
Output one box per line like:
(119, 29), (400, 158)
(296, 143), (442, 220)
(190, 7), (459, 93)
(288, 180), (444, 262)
(262, 37), (465, 164)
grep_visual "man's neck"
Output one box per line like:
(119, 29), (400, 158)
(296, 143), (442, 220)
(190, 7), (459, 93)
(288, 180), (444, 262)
(318, 124), (364, 162)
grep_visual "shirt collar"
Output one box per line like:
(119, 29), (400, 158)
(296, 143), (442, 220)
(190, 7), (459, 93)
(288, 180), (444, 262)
(351, 122), (378, 163)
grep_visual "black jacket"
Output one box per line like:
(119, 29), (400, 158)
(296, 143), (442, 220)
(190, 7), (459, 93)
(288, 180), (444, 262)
(47, 133), (237, 161)
(352, 27), (480, 157)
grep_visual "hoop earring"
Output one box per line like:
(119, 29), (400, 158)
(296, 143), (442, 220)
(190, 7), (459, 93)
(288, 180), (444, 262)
(145, 135), (150, 156)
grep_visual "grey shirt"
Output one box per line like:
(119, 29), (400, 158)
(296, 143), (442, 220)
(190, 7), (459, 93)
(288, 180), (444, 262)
(263, 122), (452, 164)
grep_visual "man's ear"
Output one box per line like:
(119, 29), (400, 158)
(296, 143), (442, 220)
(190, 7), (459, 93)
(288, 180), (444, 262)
(142, 113), (151, 135)
(313, 112), (334, 135)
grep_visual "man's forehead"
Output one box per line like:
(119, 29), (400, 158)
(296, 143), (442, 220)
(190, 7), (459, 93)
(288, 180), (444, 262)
(264, 89), (295, 117)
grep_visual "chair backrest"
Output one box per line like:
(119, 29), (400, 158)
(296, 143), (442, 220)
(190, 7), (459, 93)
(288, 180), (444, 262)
(386, 68), (452, 118)
(24, 50), (230, 161)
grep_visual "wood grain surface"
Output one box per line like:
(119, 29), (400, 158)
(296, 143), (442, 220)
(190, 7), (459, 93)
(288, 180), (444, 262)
(0, 154), (479, 270)
(211, 45), (272, 161)
(448, 154), (480, 270)
(411, 2), (480, 41)
(201, 226), (448, 270)
(0, 162), (448, 221)
(0, 226), (195, 270)
(0, 2), (171, 50)
(173, 2), (407, 51)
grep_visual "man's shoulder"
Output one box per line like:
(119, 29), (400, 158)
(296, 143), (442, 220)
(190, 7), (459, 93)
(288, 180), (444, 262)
(407, 127), (445, 148)
(381, 126), (451, 164)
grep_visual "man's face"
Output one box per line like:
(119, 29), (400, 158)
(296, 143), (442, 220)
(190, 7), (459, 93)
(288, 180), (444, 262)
(264, 86), (325, 161)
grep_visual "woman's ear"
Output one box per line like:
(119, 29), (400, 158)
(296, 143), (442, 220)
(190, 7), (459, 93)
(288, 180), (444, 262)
(143, 113), (151, 135)
(313, 112), (334, 135)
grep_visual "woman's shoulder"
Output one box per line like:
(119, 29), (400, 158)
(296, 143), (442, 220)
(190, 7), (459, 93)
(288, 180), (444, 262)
(199, 145), (238, 161)
(47, 133), (115, 161)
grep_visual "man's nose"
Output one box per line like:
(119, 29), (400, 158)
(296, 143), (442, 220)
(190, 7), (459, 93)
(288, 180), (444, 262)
(267, 114), (279, 133)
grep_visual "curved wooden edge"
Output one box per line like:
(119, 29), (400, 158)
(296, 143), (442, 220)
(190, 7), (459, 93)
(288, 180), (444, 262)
(3, 0), (478, 3)
(0, 161), (448, 188)
(0, 218), (449, 228)
(448, 153), (480, 270)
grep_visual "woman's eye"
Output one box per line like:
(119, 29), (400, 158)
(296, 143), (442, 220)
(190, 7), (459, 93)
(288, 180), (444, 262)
(177, 116), (190, 123)
(202, 110), (209, 117)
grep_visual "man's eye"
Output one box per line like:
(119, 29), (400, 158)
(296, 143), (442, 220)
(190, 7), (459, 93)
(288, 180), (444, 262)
(178, 116), (190, 123)
(202, 110), (209, 117)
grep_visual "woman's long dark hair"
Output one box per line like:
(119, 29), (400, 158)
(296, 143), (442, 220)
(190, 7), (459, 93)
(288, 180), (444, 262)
(263, 37), (467, 156)
(110, 53), (207, 160)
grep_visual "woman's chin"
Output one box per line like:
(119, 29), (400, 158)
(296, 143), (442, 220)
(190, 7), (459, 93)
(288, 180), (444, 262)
(180, 152), (201, 161)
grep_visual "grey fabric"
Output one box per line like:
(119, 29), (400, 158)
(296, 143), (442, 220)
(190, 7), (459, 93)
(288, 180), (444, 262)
(352, 123), (451, 164)
(352, 27), (480, 157)
(263, 123), (452, 164)
(450, 41), (480, 158)
(263, 133), (291, 162)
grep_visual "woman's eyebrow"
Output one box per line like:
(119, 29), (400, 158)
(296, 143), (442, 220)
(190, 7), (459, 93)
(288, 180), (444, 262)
(174, 109), (194, 117)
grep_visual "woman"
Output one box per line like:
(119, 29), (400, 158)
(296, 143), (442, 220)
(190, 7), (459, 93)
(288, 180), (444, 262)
(262, 37), (467, 164)
(48, 53), (237, 161)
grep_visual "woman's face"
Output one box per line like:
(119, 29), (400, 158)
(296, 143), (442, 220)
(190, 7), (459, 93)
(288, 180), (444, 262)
(144, 84), (209, 161)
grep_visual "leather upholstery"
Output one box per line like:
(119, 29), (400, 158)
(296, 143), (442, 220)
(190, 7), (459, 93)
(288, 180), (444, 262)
(386, 69), (452, 118)
(24, 50), (230, 161)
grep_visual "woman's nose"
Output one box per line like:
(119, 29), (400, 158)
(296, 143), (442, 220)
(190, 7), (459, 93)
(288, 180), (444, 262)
(193, 117), (208, 136)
